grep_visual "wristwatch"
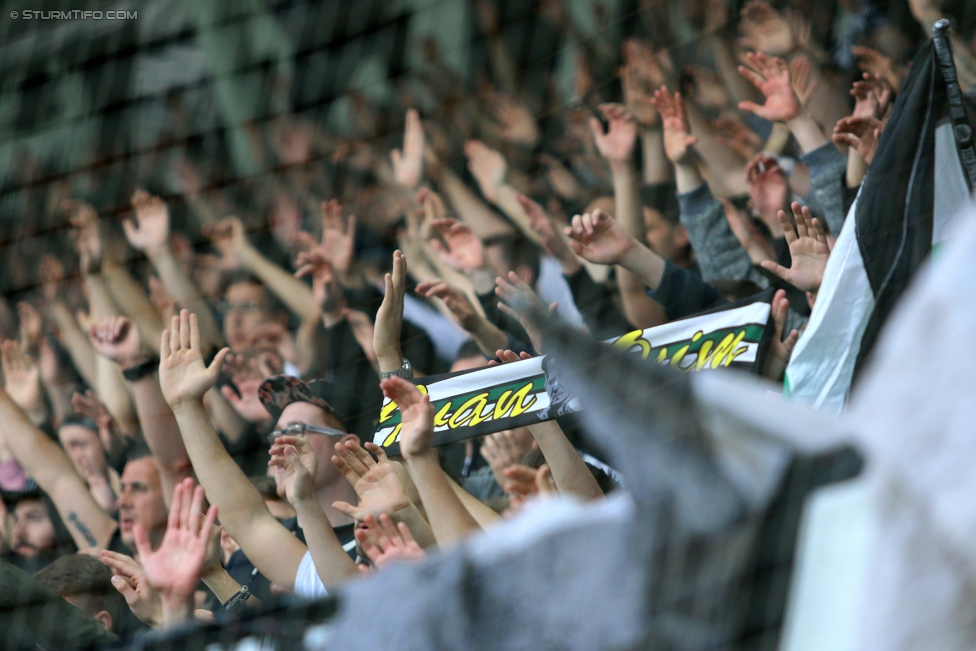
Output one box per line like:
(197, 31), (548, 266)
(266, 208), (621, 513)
(379, 358), (413, 380)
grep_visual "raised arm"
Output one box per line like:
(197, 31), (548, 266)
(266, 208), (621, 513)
(157, 310), (308, 590)
(0, 342), (117, 550)
(88, 316), (192, 507)
(209, 216), (320, 323)
(591, 103), (668, 328)
(126, 191), (224, 352)
(381, 377), (481, 546)
(269, 435), (358, 586)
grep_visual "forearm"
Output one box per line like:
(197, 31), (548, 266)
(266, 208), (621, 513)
(405, 452), (481, 546)
(95, 356), (139, 437)
(685, 107), (748, 196)
(238, 246), (321, 322)
(293, 497), (358, 586)
(47, 303), (96, 386)
(786, 113), (829, 154)
(527, 421), (603, 500)
(201, 568), (245, 604)
(640, 129), (672, 184)
(438, 170), (514, 240)
(673, 159), (705, 195)
(392, 501), (437, 549)
(171, 399), (305, 588)
(492, 184), (543, 246)
(159, 595), (194, 628)
(846, 148), (868, 189)
(467, 317), (510, 358)
(0, 388), (117, 548)
(202, 386), (248, 445)
(102, 263), (165, 353)
(84, 273), (118, 319)
(447, 476), (501, 528)
(129, 374), (193, 503)
(147, 248), (222, 350)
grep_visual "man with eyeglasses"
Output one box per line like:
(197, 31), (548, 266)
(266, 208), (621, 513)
(218, 272), (288, 352)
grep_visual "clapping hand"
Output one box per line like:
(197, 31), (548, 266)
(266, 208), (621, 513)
(379, 377), (434, 460)
(331, 440), (414, 520)
(354, 513), (426, 570)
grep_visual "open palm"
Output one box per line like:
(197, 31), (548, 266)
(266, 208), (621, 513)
(159, 311), (229, 408)
(136, 478), (218, 604)
(125, 190), (170, 252)
(738, 52), (801, 123)
(760, 203), (830, 293)
(331, 440), (412, 520)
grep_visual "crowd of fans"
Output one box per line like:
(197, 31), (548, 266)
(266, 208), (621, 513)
(0, 0), (974, 646)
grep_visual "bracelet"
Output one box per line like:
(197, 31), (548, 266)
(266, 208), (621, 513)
(222, 585), (251, 615)
(122, 358), (159, 382)
(379, 358), (413, 380)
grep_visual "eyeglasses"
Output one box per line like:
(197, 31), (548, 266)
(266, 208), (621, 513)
(267, 422), (345, 446)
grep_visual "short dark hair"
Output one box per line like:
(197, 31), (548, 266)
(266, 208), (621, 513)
(125, 442), (154, 464)
(34, 554), (125, 632)
(59, 414), (99, 433)
(218, 270), (288, 318)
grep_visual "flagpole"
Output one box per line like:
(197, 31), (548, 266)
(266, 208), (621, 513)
(932, 19), (976, 190)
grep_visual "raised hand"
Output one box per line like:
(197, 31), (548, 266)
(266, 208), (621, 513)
(391, 108), (425, 189)
(354, 513), (426, 570)
(293, 249), (345, 317)
(621, 39), (666, 128)
(713, 115), (763, 159)
(331, 440), (413, 520)
(516, 194), (580, 271)
(306, 199), (356, 276)
(72, 390), (125, 459)
(428, 219), (486, 272)
(738, 0), (794, 56)
(465, 140), (507, 204)
(759, 202), (830, 293)
(833, 116), (884, 164)
(125, 191), (171, 254)
(158, 310), (230, 409)
(851, 45), (906, 91)
(135, 478), (218, 626)
(563, 209), (637, 266)
(480, 428), (536, 488)
(494, 271), (557, 354)
(17, 301), (43, 356)
(589, 103), (638, 165)
(851, 73), (894, 119)
(485, 92), (539, 145)
(650, 87), (698, 164)
(220, 353), (273, 424)
(88, 315), (146, 369)
(269, 435), (319, 504)
(379, 377), (434, 460)
(745, 154), (789, 236)
(488, 349), (534, 366)
(38, 255), (65, 303)
(100, 550), (163, 627)
(373, 251), (406, 372)
(204, 217), (250, 268)
(415, 280), (479, 331)
(762, 289), (799, 381)
(66, 199), (103, 273)
(789, 55), (818, 107)
(737, 52), (802, 123)
(1, 341), (42, 413)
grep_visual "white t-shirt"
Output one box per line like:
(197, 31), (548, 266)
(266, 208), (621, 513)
(294, 551), (329, 599)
